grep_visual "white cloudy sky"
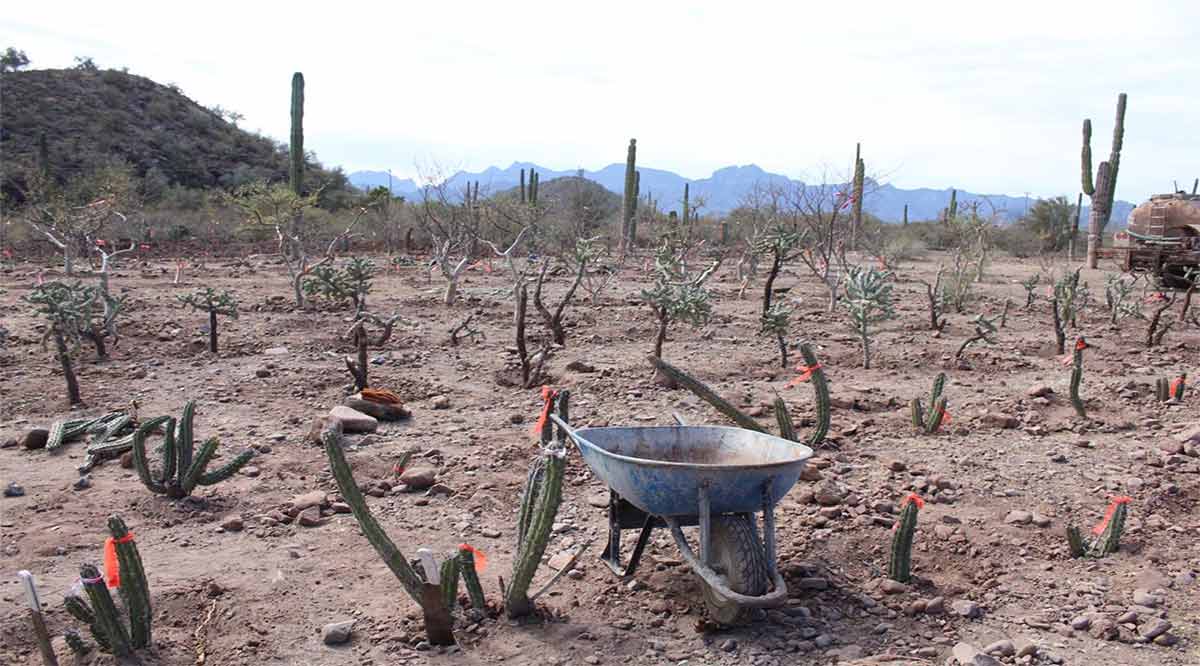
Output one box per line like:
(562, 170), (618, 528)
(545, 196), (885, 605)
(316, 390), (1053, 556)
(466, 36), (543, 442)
(4, 1), (1198, 200)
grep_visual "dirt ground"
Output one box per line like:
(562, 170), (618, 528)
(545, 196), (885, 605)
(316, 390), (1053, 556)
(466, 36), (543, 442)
(1, 249), (1198, 666)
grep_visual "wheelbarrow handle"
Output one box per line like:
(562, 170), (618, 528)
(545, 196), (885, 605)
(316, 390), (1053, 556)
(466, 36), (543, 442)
(548, 413), (583, 444)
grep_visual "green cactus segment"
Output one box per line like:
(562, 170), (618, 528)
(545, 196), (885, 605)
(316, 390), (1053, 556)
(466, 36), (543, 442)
(1156, 377), (1170, 402)
(650, 357), (767, 433)
(289, 72), (304, 196)
(1066, 525), (1087, 558)
(910, 399), (924, 430)
(929, 373), (946, 406)
(947, 189), (957, 220)
(1081, 119), (1095, 195)
(506, 391), (568, 618)
(1172, 374), (1187, 401)
(799, 343), (830, 448)
(48, 417), (96, 451)
(107, 515), (151, 648)
(131, 404), (252, 498)
(64, 594), (108, 652)
(1069, 344), (1087, 418)
(925, 396), (948, 434)
(458, 547), (486, 612)
(887, 496), (921, 583)
(64, 629), (90, 655)
(80, 563), (133, 657)
(440, 557), (461, 610)
(622, 139), (638, 248)
(774, 395), (796, 442)
(1090, 501), (1127, 557)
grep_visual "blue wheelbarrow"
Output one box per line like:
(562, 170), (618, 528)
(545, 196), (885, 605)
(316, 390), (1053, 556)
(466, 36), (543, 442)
(550, 415), (813, 622)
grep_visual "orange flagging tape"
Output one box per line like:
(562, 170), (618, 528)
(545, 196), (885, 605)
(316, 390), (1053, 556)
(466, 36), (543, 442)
(1091, 496), (1132, 536)
(459, 544), (488, 573)
(901, 493), (925, 510)
(1171, 377), (1185, 399)
(1075, 338), (1089, 351)
(786, 364), (822, 387)
(939, 406), (951, 426)
(103, 533), (135, 588)
(531, 386), (558, 437)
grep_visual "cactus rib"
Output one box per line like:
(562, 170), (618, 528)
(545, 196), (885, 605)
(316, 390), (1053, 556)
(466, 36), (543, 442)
(887, 496), (921, 583)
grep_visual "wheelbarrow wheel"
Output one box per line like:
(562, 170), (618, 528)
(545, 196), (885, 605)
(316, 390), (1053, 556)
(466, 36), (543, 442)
(698, 513), (768, 624)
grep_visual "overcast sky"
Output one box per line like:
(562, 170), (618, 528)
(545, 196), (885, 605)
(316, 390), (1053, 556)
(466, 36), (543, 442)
(4, 1), (1198, 201)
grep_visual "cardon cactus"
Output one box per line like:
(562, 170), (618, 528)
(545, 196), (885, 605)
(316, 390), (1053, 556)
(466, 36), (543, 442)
(63, 515), (151, 656)
(289, 72), (304, 195)
(1069, 338), (1088, 418)
(178, 287), (238, 353)
(888, 494), (923, 583)
(131, 402), (255, 498)
(1067, 496), (1130, 558)
(1082, 93), (1127, 268)
(323, 428), (457, 644)
(458, 545), (487, 612)
(910, 373), (948, 434)
(506, 390), (568, 618)
(621, 139), (638, 251)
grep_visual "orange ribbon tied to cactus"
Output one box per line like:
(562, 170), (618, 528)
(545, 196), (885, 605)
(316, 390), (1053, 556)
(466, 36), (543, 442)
(532, 386), (559, 438)
(900, 493), (925, 510)
(103, 532), (135, 588)
(1092, 496), (1132, 536)
(1061, 337), (1089, 364)
(459, 543), (488, 573)
(786, 363), (822, 388)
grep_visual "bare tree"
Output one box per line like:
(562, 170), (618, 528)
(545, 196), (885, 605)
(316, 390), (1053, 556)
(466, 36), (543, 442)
(415, 174), (482, 306)
(787, 177), (854, 312)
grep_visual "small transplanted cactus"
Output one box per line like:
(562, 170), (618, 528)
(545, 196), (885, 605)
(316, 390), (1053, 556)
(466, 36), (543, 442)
(910, 373), (949, 434)
(1155, 373), (1186, 403)
(955, 314), (997, 361)
(24, 281), (126, 404)
(1068, 337), (1088, 418)
(1104, 274), (1140, 324)
(650, 343), (831, 449)
(63, 515), (152, 656)
(760, 302), (794, 368)
(1021, 273), (1041, 309)
(303, 257), (375, 314)
(918, 267), (947, 331)
(130, 401), (255, 498)
(1066, 496), (1130, 558)
(888, 493), (923, 583)
(642, 242), (719, 362)
(1052, 268), (1084, 354)
(842, 265), (896, 369)
(178, 287), (238, 354)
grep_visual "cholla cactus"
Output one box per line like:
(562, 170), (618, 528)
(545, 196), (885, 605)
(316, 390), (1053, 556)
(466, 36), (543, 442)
(344, 312), (404, 391)
(754, 223), (803, 317)
(24, 281), (125, 403)
(63, 515), (152, 656)
(130, 401), (255, 498)
(178, 287), (238, 354)
(760, 302), (793, 367)
(642, 243), (718, 361)
(1021, 273), (1041, 309)
(1104, 274), (1140, 324)
(303, 257), (375, 313)
(842, 265), (895, 369)
(955, 314), (997, 361)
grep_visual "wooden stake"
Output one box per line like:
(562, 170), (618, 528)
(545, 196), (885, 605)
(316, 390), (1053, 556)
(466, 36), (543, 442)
(18, 571), (58, 666)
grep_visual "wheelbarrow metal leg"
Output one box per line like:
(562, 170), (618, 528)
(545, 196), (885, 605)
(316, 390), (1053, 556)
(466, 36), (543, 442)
(698, 481), (711, 567)
(761, 476), (778, 579)
(600, 490), (655, 577)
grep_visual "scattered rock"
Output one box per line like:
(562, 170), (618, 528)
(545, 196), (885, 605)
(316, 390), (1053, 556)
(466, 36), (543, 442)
(21, 428), (49, 450)
(879, 579), (907, 595)
(120, 451), (134, 468)
(813, 481), (845, 506)
(263, 346), (289, 356)
(220, 515), (244, 531)
(322, 620), (355, 645)
(1131, 588), (1161, 608)
(73, 475), (92, 491)
(509, 413), (525, 424)
(297, 507), (324, 527)
(951, 599), (982, 619)
(566, 360), (596, 373)
(4, 482), (25, 497)
(1004, 510), (1032, 525)
(305, 416), (343, 445)
(431, 395), (451, 410)
(328, 406), (378, 433)
(0, 438), (15, 449)
(241, 466), (260, 477)
(983, 639), (1014, 657)
(1069, 615), (1091, 630)
(481, 528), (501, 538)
(1027, 385), (1054, 398)
(399, 467), (438, 491)
(288, 491), (329, 515)
(1140, 618), (1170, 640)
(924, 597), (945, 615)
(981, 412), (1019, 429)
(254, 367), (272, 378)
(344, 397), (410, 422)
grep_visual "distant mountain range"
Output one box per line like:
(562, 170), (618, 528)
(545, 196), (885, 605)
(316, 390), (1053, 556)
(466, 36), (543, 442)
(348, 162), (1135, 225)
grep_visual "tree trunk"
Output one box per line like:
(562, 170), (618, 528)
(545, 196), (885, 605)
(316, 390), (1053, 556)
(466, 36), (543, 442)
(291, 271), (306, 308)
(1086, 200), (1106, 269)
(654, 308), (668, 359)
(56, 328), (81, 405)
(417, 585), (455, 646)
(444, 279), (458, 306)
(63, 248), (73, 276)
(776, 332), (788, 368)
(355, 330), (368, 390)
(208, 309), (219, 353)
(762, 253), (782, 317)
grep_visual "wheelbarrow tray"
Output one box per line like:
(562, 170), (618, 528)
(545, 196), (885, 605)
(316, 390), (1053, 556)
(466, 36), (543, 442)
(569, 425), (813, 516)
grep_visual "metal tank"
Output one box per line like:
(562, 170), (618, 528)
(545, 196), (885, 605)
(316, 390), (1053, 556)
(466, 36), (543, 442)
(1111, 192), (1200, 287)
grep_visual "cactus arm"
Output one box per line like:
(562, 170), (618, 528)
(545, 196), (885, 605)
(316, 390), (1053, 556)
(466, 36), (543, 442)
(458, 547), (486, 612)
(1066, 525), (1087, 558)
(131, 416), (173, 495)
(64, 594), (110, 652)
(1070, 347), (1087, 418)
(1156, 377), (1168, 402)
(80, 563), (133, 657)
(107, 515), (151, 648)
(1081, 119), (1095, 195)
(196, 448), (255, 486)
(180, 437), (220, 496)
(64, 629), (90, 655)
(322, 429), (424, 598)
(910, 399), (925, 430)
(440, 557), (461, 610)
(176, 401), (197, 487)
(799, 343), (830, 448)
(887, 498), (921, 583)
(1090, 502), (1127, 557)
(929, 372), (946, 405)
(774, 395), (796, 442)
(649, 356), (767, 433)
(925, 396), (947, 434)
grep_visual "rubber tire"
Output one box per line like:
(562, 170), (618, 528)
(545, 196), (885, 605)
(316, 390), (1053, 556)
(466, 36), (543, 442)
(698, 513), (769, 624)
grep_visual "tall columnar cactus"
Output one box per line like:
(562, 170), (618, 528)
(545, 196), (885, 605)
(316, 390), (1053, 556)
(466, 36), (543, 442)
(851, 143), (865, 248)
(131, 402), (255, 499)
(178, 288), (238, 353)
(910, 373), (948, 434)
(888, 494), (922, 583)
(621, 138), (638, 252)
(63, 516), (151, 656)
(1066, 497), (1130, 558)
(289, 72), (305, 196)
(945, 189), (958, 222)
(682, 183), (690, 225)
(323, 428), (457, 644)
(506, 390), (569, 618)
(1069, 338), (1088, 418)
(1083, 93), (1127, 268)
(902, 203), (908, 226)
